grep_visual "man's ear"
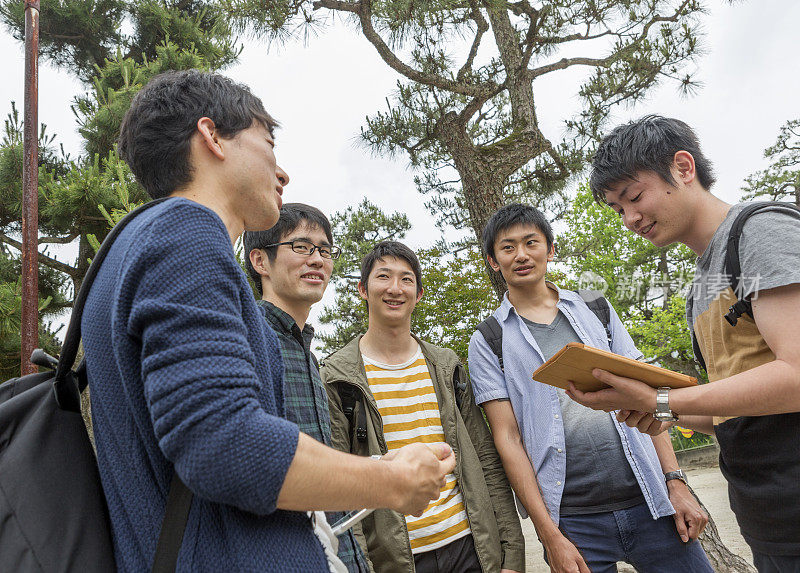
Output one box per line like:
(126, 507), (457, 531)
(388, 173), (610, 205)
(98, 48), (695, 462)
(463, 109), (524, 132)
(416, 287), (424, 303)
(487, 254), (500, 272)
(249, 248), (270, 278)
(548, 242), (556, 261)
(673, 150), (696, 185)
(196, 117), (225, 161)
(357, 280), (368, 301)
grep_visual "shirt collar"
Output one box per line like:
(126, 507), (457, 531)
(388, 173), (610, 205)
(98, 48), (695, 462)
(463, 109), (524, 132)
(497, 282), (584, 322)
(257, 299), (315, 339)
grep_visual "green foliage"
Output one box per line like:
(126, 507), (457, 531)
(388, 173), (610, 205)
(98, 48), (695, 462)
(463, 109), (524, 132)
(0, 245), (69, 379)
(0, 0), (244, 374)
(670, 426), (715, 452)
(224, 0), (718, 249)
(742, 118), (800, 206)
(0, 0), (125, 81)
(412, 246), (496, 362)
(317, 201), (497, 363)
(317, 199), (411, 354)
(558, 185), (703, 379)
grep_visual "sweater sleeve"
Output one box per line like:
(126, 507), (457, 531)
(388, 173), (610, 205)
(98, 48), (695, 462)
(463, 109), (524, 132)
(120, 203), (299, 516)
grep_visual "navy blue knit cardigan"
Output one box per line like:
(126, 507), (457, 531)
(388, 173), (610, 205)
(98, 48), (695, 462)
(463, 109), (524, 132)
(82, 198), (328, 571)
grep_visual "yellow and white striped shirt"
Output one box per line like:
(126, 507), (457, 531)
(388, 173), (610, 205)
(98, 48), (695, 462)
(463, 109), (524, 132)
(362, 346), (471, 554)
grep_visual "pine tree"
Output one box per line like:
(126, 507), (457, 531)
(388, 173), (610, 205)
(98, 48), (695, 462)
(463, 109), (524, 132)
(0, 0), (244, 373)
(742, 118), (800, 206)
(229, 0), (730, 297)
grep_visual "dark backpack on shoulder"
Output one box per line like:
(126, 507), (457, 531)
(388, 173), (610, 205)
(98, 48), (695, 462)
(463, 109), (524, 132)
(0, 199), (192, 573)
(691, 201), (800, 372)
(476, 289), (613, 371)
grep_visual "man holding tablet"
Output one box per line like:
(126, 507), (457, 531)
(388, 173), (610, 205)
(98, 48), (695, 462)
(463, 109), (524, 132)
(468, 203), (712, 572)
(574, 115), (800, 572)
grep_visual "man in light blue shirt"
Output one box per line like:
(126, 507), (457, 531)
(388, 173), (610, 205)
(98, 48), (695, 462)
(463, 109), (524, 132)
(468, 203), (712, 573)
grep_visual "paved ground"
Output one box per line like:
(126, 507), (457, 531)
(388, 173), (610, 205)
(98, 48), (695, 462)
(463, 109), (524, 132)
(520, 464), (752, 572)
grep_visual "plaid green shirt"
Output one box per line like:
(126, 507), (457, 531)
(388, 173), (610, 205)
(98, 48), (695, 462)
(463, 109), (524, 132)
(258, 301), (369, 573)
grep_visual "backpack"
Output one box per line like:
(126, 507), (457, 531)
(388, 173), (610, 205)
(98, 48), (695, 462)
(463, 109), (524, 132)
(476, 289), (613, 371)
(0, 198), (192, 573)
(691, 201), (800, 372)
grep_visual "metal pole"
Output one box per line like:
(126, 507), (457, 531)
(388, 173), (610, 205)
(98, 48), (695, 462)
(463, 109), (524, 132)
(21, 0), (40, 375)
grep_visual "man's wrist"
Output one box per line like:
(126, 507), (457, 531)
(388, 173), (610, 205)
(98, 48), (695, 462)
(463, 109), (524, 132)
(665, 469), (689, 488)
(654, 387), (679, 421)
(536, 522), (563, 544)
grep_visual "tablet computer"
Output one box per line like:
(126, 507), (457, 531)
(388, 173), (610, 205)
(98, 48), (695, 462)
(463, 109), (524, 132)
(531, 342), (698, 392)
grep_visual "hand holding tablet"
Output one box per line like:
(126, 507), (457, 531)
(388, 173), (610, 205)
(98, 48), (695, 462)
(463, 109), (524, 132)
(532, 342), (697, 392)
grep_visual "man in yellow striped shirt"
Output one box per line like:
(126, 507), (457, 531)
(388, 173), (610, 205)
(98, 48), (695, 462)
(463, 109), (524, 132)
(322, 241), (525, 573)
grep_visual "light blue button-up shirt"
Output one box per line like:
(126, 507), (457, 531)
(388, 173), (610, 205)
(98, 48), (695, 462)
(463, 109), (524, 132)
(468, 285), (674, 525)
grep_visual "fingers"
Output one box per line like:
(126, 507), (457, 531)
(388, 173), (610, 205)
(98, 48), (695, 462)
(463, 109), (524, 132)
(687, 509), (709, 540)
(616, 409), (632, 422)
(673, 513), (690, 543)
(634, 413), (661, 435)
(426, 441), (452, 460)
(429, 443), (456, 475)
(566, 382), (615, 412)
(622, 410), (648, 427)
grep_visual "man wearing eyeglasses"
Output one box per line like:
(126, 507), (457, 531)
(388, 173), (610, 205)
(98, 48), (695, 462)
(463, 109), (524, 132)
(244, 203), (371, 572)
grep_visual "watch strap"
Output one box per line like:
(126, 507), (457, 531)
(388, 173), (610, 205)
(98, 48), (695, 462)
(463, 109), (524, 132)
(665, 469), (688, 485)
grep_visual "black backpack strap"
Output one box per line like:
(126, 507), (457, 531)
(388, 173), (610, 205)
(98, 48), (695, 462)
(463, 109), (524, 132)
(452, 365), (466, 410)
(339, 384), (367, 447)
(151, 473), (193, 573)
(577, 289), (613, 347)
(723, 201), (800, 326)
(691, 332), (707, 374)
(476, 316), (504, 372)
(53, 197), (170, 410)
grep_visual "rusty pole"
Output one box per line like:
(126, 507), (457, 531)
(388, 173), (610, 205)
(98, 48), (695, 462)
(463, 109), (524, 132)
(21, 0), (40, 375)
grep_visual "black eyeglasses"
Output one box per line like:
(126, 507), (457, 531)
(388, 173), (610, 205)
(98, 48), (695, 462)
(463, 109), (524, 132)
(264, 239), (341, 260)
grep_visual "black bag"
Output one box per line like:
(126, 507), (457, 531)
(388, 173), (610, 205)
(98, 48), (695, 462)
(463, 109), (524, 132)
(0, 198), (192, 573)
(691, 201), (800, 372)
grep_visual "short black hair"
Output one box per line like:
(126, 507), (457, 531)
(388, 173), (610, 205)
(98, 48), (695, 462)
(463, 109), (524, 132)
(360, 241), (423, 296)
(118, 69), (278, 199)
(482, 203), (554, 260)
(243, 203), (333, 296)
(590, 115), (716, 204)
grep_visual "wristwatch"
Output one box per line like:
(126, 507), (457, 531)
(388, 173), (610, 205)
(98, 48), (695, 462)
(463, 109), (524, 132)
(664, 469), (689, 486)
(653, 387), (679, 422)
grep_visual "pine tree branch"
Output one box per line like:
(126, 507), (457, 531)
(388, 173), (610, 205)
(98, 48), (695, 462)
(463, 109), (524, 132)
(40, 233), (80, 244)
(0, 233), (78, 278)
(312, 0), (495, 98)
(527, 0), (694, 80)
(456, 0), (489, 81)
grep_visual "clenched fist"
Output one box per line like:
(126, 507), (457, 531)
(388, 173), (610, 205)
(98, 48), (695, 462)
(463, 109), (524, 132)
(385, 442), (456, 516)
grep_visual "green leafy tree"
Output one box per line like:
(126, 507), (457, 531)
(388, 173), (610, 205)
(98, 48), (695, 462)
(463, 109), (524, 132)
(317, 200), (497, 362)
(317, 198), (411, 353)
(742, 118), (800, 206)
(412, 246), (495, 362)
(0, 0), (244, 372)
(233, 0), (725, 297)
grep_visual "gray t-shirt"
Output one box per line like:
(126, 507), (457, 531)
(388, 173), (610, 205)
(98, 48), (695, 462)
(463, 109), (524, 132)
(522, 311), (643, 515)
(686, 202), (800, 554)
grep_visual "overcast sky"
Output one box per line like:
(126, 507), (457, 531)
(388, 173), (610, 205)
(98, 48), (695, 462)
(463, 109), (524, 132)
(1, 0), (799, 333)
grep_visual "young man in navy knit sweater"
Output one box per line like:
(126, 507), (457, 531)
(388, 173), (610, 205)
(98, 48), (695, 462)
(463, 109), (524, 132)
(81, 70), (455, 572)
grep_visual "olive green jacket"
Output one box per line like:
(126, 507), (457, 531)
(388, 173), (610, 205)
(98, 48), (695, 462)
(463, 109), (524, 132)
(320, 335), (525, 573)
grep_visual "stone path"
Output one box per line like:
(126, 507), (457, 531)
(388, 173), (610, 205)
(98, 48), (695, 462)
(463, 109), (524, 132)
(520, 464), (752, 572)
